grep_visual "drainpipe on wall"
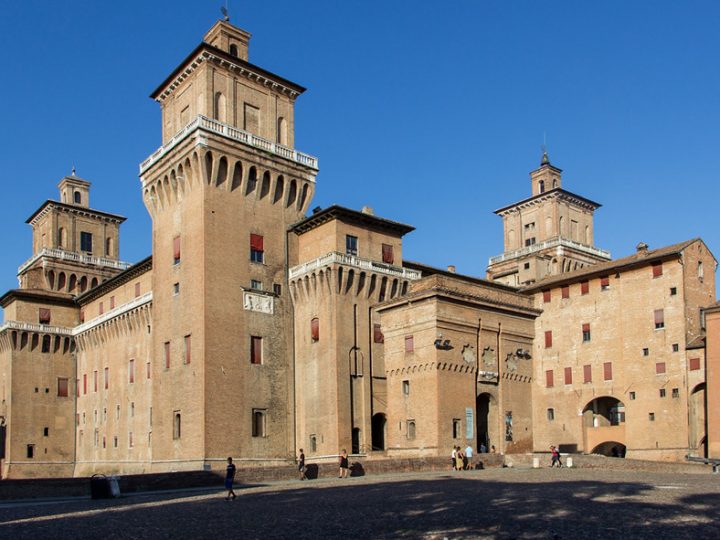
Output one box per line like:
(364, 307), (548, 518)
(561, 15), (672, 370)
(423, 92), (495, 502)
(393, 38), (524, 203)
(496, 322), (504, 454)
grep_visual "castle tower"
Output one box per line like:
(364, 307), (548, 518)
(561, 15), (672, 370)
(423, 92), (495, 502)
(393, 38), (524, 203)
(288, 206), (418, 457)
(139, 19), (318, 470)
(486, 153), (611, 286)
(18, 173), (129, 294)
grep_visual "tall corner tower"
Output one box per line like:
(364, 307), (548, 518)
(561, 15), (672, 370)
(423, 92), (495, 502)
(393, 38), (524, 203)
(486, 153), (611, 287)
(139, 19), (318, 470)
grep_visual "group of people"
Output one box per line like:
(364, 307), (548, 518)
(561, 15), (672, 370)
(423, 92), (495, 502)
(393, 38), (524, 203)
(451, 445), (473, 470)
(297, 448), (350, 481)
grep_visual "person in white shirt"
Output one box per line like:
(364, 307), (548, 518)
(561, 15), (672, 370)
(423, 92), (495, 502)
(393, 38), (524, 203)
(451, 447), (457, 470)
(465, 445), (474, 470)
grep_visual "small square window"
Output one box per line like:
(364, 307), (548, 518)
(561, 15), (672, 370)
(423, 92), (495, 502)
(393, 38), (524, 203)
(251, 280), (263, 290)
(582, 323), (591, 342)
(648, 412), (655, 421)
(672, 388), (679, 398)
(547, 408), (555, 421)
(670, 287), (677, 296)
(655, 362), (666, 374)
(43, 427), (49, 437)
(659, 388), (666, 398)
(600, 277), (610, 291)
(273, 283), (282, 295)
(523, 262), (530, 270)
(402, 380), (410, 396)
(643, 348), (649, 357)
(346, 235), (358, 256)
(629, 391), (636, 400)
(672, 343), (679, 352)
(173, 283), (180, 295)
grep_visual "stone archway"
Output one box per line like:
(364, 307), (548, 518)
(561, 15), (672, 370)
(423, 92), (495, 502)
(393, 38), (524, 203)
(582, 396), (626, 453)
(591, 441), (626, 457)
(476, 393), (493, 452)
(689, 383), (707, 457)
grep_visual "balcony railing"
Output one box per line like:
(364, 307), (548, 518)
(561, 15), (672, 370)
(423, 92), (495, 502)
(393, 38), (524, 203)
(0, 320), (74, 336)
(488, 237), (611, 266)
(18, 248), (132, 275)
(139, 115), (319, 175)
(289, 252), (422, 281)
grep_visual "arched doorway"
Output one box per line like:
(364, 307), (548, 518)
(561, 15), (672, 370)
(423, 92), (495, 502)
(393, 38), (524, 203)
(689, 383), (707, 457)
(371, 413), (386, 451)
(583, 396), (625, 427)
(476, 393), (492, 451)
(591, 441), (626, 457)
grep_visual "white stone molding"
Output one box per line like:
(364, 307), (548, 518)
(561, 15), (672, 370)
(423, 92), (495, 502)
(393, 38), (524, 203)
(73, 292), (153, 336)
(0, 320), (74, 336)
(18, 248), (132, 275)
(488, 236), (611, 266)
(289, 252), (422, 281)
(243, 291), (274, 314)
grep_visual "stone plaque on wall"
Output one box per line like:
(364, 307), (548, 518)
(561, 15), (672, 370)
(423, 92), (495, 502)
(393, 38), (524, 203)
(243, 291), (274, 314)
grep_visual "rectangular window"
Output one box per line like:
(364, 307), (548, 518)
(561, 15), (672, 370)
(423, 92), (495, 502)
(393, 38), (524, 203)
(147, 361), (151, 379)
(135, 283), (141, 297)
(649, 412), (655, 421)
(659, 388), (666, 398)
(27, 444), (34, 459)
(603, 362), (613, 381)
(545, 369), (554, 388)
(373, 324), (384, 344)
(580, 280), (589, 295)
(407, 420), (416, 440)
(654, 309), (665, 329)
(689, 358), (701, 371)
(173, 236), (181, 264)
(110, 296), (115, 309)
(405, 335), (414, 353)
(382, 244), (394, 264)
(672, 388), (679, 398)
(80, 231), (93, 252)
(564, 367), (572, 385)
(544, 330), (553, 348)
(173, 283), (180, 295)
(643, 348), (649, 356)
(250, 233), (264, 263)
(547, 408), (555, 421)
(252, 409), (266, 437)
(273, 283), (282, 295)
(582, 323), (591, 342)
(184, 335), (191, 364)
(656, 362), (666, 374)
(629, 391), (636, 400)
(129, 432), (133, 448)
(128, 359), (135, 384)
(652, 262), (663, 278)
(672, 343), (679, 352)
(93, 370), (98, 392)
(250, 279), (263, 290)
(346, 235), (358, 256)
(542, 290), (551, 303)
(524, 237), (536, 246)
(83, 374), (87, 395)
(452, 418), (461, 439)
(99, 302), (104, 315)
(251, 336), (263, 364)
(600, 276), (610, 291)
(164, 342), (171, 369)
(310, 318), (319, 342)
(57, 377), (68, 397)
(104, 367), (109, 390)
(583, 364), (592, 383)
(670, 287), (677, 296)
(39, 308), (51, 324)
(402, 380), (410, 395)
(173, 411), (181, 439)
(561, 286), (569, 299)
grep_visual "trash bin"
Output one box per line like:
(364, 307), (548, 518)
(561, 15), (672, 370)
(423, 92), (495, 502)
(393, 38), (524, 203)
(90, 474), (111, 499)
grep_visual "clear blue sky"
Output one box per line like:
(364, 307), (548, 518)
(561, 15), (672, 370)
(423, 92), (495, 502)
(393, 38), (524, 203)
(1, 1), (719, 298)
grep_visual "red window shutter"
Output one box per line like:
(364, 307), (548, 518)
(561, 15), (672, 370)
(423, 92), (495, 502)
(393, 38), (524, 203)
(311, 318), (319, 341)
(173, 236), (181, 261)
(373, 324), (384, 344)
(603, 362), (612, 381)
(561, 286), (569, 299)
(544, 330), (553, 348)
(582, 323), (590, 332)
(689, 358), (701, 371)
(57, 378), (68, 397)
(39, 308), (51, 324)
(129, 359), (135, 383)
(600, 277), (610, 288)
(165, 342), (171, 369)
(546, 370), (554, 388)
(405, 335), (414, 352)
(250, 234), (264, 251)
(80, 310), (85, 323)
(382, 244), (394, 264)
(104, 367), (109, 389)
(185, 335), (191, 364)
(83, 374), (87, 395)
(581, 281), (589, 295)
(135, 283), (141, 297)
(654, 309), (664, 326)
(110, 296), (115, 309)
(564, 367), (572, 385)
(543, 290), (551, 303)
(99, 302), (104, 315)
(251, 336), (262, 364)
(147, 362), (151, 379)
(656, 362), (666, 374)
(94, 370), (98, 392)
(583, 364), (592, 383)
(652, 262), (663, 278)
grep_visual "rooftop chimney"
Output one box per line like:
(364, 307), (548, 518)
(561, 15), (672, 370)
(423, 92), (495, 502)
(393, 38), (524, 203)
(636, 242), (649, 254)
(361, 206), (374, 215)
(447, 265), (456, 273)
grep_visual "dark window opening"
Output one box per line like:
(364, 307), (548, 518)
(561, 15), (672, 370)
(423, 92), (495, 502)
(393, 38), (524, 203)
(80, 231), (92, 252)
(346, 235), (358, 256)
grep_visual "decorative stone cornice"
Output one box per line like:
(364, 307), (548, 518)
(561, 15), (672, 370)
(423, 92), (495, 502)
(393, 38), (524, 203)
(0, 321), (74, 336)
(73, 292), (152, 336)
(494, 188), (601, 216)
(18, 248), (132, 276)
(488, 237), (611, 266)
(289, 252), (422, 281)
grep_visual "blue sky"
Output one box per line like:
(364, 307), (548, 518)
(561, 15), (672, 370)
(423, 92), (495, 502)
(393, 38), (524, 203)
(1, 1), (719, 297)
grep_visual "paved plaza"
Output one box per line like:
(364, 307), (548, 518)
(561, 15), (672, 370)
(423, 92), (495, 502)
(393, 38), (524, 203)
(1, 467), (719, 539)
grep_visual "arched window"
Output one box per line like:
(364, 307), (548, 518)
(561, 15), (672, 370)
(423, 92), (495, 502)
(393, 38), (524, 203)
(229, 44), (238, 57)
(407, 420), (416, 440)
(213, 92), (226, 122)
(74, 191), (82, 204)
(58, 227), (66, 248)
(106, 238), (113, 257)
(173, 412), (181, 439)
(539, 180), (545, 193)
(277, 117), (287, 145)
(699, 261), (704, 280)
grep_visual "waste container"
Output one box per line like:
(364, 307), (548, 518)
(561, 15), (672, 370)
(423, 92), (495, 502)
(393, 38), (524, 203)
(90, 474), (112, 499)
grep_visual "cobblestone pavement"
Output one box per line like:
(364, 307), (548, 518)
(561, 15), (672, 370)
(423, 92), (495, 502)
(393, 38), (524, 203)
(1, 467), (719, 539)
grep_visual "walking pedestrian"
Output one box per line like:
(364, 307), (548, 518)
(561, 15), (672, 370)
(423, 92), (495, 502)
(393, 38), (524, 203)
(455, 447), (464, 471)
(338, 449), (349, 478)
(298, 448), (307, 480)
(464, 444), (474, 470)
(451, 446), (458, 470)
(225, 457), (237, 500)
(550, 445), (562, 468)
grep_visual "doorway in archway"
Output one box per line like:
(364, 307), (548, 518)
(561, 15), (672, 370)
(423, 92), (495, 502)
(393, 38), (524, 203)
(476, 393), (492, 451)
(371, 413), (387, 451)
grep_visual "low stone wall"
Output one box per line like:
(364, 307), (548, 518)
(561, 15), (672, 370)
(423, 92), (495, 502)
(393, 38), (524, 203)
(505, 452), (712, 474)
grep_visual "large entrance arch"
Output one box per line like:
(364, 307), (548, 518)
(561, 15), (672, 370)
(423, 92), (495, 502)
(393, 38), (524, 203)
(371, 413), (387, 451)
(689, 383), (707, 458)
(582, 396), (626, 454)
